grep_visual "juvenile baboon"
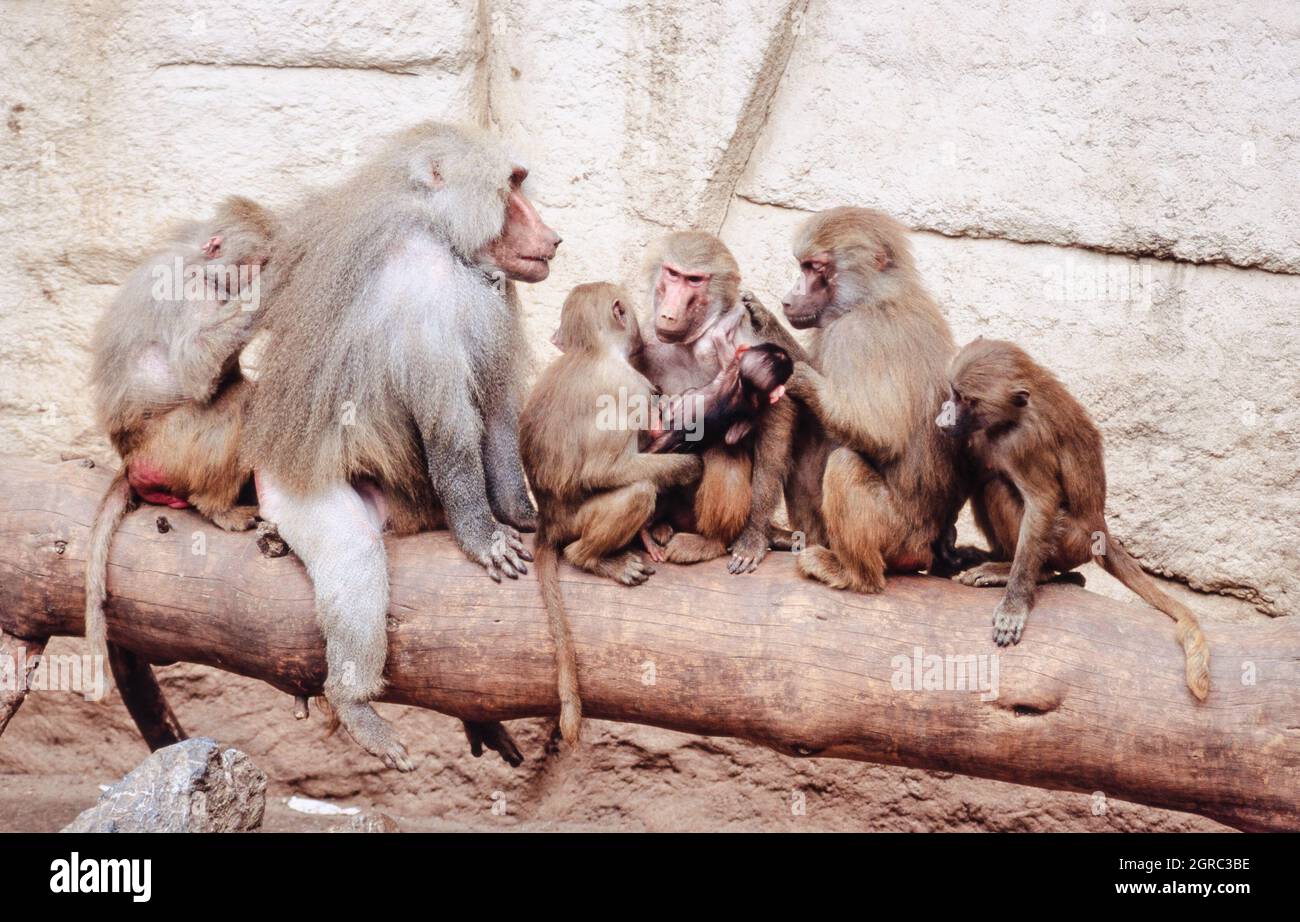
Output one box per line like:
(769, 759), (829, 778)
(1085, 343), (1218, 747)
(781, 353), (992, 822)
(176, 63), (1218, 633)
(937, 337), (1211, 700)
(520, 282), (702, 743)
(781, 207), (967, 593)
(242, 122), (560, 770)
(647, 343), (793, 454)
(85, 196), (278, 676)
(638, 232), (807, 572)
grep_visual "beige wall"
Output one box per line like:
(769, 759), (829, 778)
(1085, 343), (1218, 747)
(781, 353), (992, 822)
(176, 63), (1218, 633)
(3, 0), (1294, 616)
(0, 1), (1294, 829)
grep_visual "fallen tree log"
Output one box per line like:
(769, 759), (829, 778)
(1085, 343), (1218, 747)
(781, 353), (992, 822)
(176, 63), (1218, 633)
(1, 455), (1296, 831)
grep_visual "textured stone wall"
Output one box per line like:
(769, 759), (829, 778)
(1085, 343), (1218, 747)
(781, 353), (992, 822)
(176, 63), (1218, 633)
(1, 1), (1293, 830)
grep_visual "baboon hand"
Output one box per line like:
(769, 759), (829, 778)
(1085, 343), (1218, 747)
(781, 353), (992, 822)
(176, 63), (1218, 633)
(640, 526), (667, 563)
(992, 595), (1029, 646)
(463, 719), (524, 767)
(466, 519), (533, 582)
(727, 525), (770, 574)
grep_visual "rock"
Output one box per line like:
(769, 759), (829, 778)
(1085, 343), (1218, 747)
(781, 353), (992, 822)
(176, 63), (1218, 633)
(62, 738), (266, 833)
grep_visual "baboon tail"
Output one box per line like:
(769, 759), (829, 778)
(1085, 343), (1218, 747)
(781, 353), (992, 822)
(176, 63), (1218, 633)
(84, 470), (135, 693)
(535, 538), (582, 743)
(1097, 537), (1210, 701)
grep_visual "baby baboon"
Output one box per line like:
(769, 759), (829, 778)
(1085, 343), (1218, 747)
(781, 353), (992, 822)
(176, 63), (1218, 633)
(85, 196), (278, 676)
(647, 343), (793, 454)
(938, 337), (1210, 700)
(520, 282), (703, 742)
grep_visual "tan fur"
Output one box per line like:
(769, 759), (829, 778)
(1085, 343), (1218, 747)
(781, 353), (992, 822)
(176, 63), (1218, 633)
(638, 234), (808, 572)
(691, 445), (751, 542)
(521, 283), (702, 743)
(782, 207), (966, 593)
(946, 337), (1210, 701)
(84, 197), (278, 679)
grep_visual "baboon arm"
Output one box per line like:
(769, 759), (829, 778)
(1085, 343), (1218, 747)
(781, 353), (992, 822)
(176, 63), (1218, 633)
(1004, 474), (1061, 601)
(417, 384), (498, 549)
(786, 363), (902, 464)
(743, 396), (795, 535)
(480, 386), (535, 526)
(582, 453), (701, 492)
(170, 307), (256, 403)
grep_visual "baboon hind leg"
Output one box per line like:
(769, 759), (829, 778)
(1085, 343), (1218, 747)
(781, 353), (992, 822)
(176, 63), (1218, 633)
(661, 531), (729, 564)
(810, 447), (890, 593)
(957, 560), (1078, 588)
(563, 482), (657, 585)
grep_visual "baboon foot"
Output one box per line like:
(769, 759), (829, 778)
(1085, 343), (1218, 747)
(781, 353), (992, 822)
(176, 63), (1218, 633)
(210, 504), (259, 532)
(957, 561), (1012, 587)
(463, 719), (524, 767)
(727, 525), (769, 574)
(640, 526), (666, 563)
(335, 700), (414, 772)
(599, 551), (654, 586)
(796, 545), (884, 594)
(662, 532), (726, 564)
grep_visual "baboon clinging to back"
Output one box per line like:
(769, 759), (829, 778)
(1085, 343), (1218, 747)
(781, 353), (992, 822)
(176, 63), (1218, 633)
(85, 195), (279, 682)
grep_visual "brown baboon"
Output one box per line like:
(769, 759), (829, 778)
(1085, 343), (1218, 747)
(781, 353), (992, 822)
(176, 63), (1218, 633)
(84, 196), (278, 680)
(638, 231), (808, 572)
(781, 207), (968, 593)
(240, 123), (560, 771)
(520, 282), (703, 743)
(937, 337), (1210, 700)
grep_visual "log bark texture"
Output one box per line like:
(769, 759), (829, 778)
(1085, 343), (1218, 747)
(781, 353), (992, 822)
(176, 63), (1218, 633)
(1, 456), (1296, 831)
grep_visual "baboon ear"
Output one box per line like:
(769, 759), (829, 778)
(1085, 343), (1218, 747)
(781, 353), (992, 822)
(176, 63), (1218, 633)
(874, 243), (894, 272)
(725, 420), (754, 445)
(411, 150), (446, 191)
(202, 234), (223, 259)
(611, 298), (627, 327)
(1011, 387), (1030, 407)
